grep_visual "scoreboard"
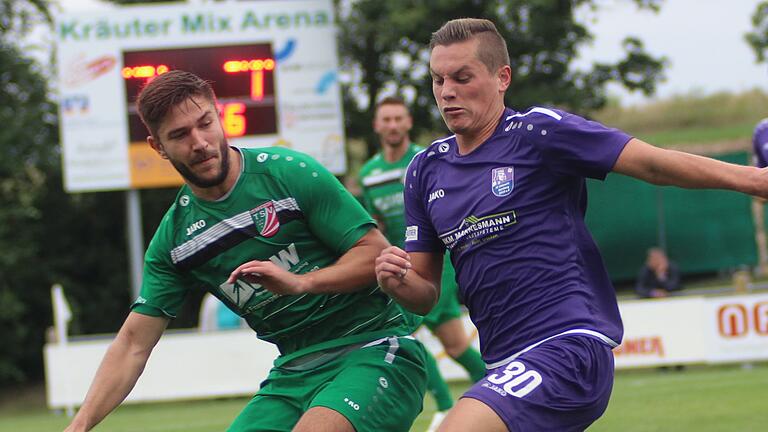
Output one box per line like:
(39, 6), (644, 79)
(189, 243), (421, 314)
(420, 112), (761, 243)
(123, 44), (278, 141)
(56, 1), (344, 192)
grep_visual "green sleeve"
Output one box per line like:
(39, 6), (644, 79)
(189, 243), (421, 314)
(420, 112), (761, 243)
(130, 225), (190, 318)
(287, 152), (375, 254)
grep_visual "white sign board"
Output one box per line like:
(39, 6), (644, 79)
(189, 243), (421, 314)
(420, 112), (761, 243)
(44, 329), (279, 409)
(46, 293), (768, 409)
(706, 293), (768, 363)
(56, 0), (345, 192)
(613, 297), (708, 368)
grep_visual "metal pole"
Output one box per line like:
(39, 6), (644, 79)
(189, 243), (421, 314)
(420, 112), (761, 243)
(126, 189), (144, 300)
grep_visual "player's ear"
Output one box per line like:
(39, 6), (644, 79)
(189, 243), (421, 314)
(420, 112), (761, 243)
(498, 65), (512, 92)
(148, 135), (168, 159)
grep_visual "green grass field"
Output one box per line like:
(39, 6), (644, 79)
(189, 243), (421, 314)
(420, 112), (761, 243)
(2, 363), (766, 431)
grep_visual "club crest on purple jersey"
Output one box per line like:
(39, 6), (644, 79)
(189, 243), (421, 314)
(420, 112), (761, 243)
(251, 201), (280, 238)
(491, 167), (514, 197)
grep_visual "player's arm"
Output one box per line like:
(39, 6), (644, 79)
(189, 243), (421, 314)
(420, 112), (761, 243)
(64, 312), (168, 432)
(375, 247), (443, 315)
(227, 227), (389, 296)
(613, 138), (768, 198)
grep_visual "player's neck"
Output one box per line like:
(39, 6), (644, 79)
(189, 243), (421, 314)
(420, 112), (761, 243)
(456, 105), (505, 155)
(382, 140), (409, 163)
(188, 147), (242, 201)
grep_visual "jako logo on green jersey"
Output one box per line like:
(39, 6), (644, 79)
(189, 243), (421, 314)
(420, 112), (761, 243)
(186, 219), (206, 236)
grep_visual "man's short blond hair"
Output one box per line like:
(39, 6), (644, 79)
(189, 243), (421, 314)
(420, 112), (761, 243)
(429, 18), (510, 73)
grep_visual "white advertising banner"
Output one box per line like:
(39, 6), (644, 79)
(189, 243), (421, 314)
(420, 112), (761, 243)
(705, 293), (768, 363)
(45, 293), (768, 408)
(45, 329), (279, 409)
(613, 297), (709, 368)
(56, 0), (345, 192)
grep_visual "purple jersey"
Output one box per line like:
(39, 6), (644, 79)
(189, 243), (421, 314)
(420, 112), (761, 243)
(753, 118), (768, 168)
(404, 107), (631, 366)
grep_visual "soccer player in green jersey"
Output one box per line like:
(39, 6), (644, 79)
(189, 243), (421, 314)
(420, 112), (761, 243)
(358, 96), (486, 430)
(64, 71), (427, 432)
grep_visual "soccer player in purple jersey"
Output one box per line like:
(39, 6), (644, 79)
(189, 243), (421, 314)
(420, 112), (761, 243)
(374, 18), (768, 432)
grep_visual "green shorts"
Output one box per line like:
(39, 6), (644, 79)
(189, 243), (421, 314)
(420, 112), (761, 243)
(227, 336), (427, 432)
(422, 255), (462, 330)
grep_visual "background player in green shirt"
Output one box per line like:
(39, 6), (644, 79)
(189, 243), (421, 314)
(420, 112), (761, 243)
(64, 71), (426, 432)
(358, 97), (486, 430)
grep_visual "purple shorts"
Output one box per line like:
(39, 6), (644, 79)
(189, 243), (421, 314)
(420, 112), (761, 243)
(463, 335), (614, 432)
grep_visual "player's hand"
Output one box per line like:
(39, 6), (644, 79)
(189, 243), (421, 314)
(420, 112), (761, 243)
(375, 246), (412, 292)
(227, 260), (307, 296)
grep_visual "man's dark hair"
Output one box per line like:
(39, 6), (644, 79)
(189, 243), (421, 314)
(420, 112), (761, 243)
(136, 70), (216, 139)
(375, 95), (409, 114)
(429, 18), (510, 73)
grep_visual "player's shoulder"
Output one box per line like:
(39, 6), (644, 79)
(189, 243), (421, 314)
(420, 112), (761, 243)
(147, 188), (189, 254)
(504, 106), (572, 131)
(754, 118), (768, 135)
(240, 146), (326, 179)
(411, 135), (456, 169)
(359, 153), (384, 178)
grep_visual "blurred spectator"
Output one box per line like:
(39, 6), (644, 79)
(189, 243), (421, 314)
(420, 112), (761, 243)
(636, 248), (682, 298)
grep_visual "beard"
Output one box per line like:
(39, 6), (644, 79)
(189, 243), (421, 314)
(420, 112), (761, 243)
(382, 132), (408, 148)
(169, 138), (231, 188)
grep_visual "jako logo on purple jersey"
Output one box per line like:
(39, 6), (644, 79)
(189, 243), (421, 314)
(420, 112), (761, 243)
(491, 167), (514, 197)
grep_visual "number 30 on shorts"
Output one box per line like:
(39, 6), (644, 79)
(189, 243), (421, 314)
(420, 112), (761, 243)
(486, 361), (543, 398)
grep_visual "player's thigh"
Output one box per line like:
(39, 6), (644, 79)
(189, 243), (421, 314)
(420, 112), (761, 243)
(293, 406), (355, 432)
(228, 392), (303, 432)
(227, 367), (313, 432)
(433, 318), (471, 353)
(437, 397), (507, 432)
(463, 336), (614, 432)
(423, 277), (462, 331)
(309, 337), (428, 432)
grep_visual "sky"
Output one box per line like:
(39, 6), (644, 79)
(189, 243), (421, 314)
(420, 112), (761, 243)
(575, 0), (767, 105)
(53, 0), (768, 107)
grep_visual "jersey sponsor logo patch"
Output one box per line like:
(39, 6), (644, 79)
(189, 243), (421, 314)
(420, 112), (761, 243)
(491, 167), (514, 197)
(438, 210), (517, 251)
(405, 225), (418, 241)
(219, 279), (258, 309)
(251, 201), (280, 238)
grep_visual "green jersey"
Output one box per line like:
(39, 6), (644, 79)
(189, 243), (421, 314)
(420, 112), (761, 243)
(359, 144), (461, 331)
(132, 147), (410, 366)
(358, 143), (423, 248)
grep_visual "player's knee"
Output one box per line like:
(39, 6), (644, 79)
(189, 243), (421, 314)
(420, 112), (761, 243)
(443, 339), (470, 359)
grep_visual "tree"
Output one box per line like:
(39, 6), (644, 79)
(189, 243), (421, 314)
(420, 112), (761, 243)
(337, 0), (667, 156)
(0, 0), (56, 385)
(746, 1), (768, 64)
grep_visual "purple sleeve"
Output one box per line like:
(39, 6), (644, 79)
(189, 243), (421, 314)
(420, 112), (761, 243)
(753, 121), (768, 168)
(533, 110), (632, 180)
(403, 153), (444, 253)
